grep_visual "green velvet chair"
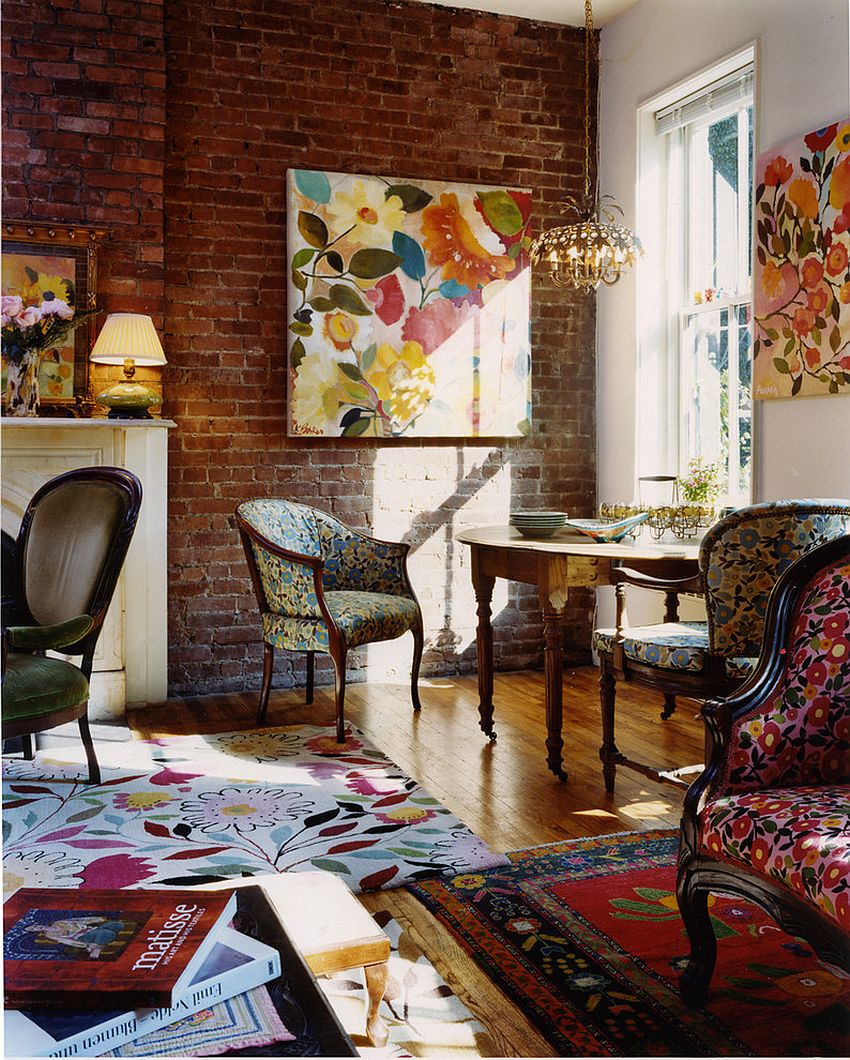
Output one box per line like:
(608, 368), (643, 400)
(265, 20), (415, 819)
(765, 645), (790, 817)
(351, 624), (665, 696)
(236, 499), (424, 742)
(1, 467), (143, 783)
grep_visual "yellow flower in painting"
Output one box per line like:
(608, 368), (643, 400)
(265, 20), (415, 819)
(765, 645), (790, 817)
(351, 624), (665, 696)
(421, 192), (514, 288)
(364, 340), (435, 427)
(322, 310), (360, 351)
(291, 348), (350, 431)
(327, 181), (405, 247)
(835, 125), (850, 152)
(787, 177), (820, 219)
(18, 272), (72, 305)
(760, 260), (785, 299)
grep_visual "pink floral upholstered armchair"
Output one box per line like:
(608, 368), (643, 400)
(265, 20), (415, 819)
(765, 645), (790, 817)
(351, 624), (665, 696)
(677, 533), (850, 1005)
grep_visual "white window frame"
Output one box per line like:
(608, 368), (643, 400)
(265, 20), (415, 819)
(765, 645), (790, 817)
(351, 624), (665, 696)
(635, 45), (757, 506)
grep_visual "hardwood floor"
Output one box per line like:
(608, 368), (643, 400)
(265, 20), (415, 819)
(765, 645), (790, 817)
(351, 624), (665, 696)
(128, 666), (706, 1057)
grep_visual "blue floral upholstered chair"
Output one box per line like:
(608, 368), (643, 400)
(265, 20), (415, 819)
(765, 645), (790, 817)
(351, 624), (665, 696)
(236, 499), (424, 742)
(677, 533), (850, 1005)
(593, 500), (850, 791)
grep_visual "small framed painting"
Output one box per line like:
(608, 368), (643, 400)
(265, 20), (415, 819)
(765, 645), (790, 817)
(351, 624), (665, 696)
(2, 223), (105, 412)
(753, 120), (850, 399)
(286, 170), (532, 438)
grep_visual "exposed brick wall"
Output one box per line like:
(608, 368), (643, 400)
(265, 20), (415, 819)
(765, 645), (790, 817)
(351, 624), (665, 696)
(3, 0), (598, 699)
(1, 0), (166, 331)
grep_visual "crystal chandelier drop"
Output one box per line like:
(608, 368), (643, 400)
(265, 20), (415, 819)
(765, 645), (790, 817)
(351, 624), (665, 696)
(531, 0), (642, 291)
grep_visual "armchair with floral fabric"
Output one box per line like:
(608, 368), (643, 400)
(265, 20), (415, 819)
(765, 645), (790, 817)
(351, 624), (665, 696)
(236, 499), (424, 742)
(677, 533), (850, 1005)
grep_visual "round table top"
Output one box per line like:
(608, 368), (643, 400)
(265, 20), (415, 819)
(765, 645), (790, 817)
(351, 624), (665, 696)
(455, 524), (701, 561)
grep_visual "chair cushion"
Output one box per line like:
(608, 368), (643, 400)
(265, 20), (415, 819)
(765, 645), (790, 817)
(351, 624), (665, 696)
(2, 654), (89, 723)
(699, 785), (850, 930)
(262, 591), (419, 652)
(593, 621), (755, 677)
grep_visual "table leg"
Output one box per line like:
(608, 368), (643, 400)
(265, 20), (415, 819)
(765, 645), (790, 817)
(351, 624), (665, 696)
(542, 605), (568, 782)
(473, 565), (497, 740)
(364, 961), (390, 1048)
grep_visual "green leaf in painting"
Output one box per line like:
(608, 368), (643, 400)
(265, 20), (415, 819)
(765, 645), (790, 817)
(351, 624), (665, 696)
(322, 389), (339, 420)
(291, 268), (307, 291)
(341, 415), (373, 437)
(294, 169), (331, 204)
(330, 284), (371, 315)
(289, 321), (313, 337)
(517, 418), (531, 436)
(361, 343), (377, 371)
(476, 189), (524, 236)
(298, 210), (329, 248)
(292, 247), (316, 269)
(325, 251), (344, 273)
(290, 337), (306, 369)
(339, 362), (364, 382)
(773, 357), (791, 374)
(309, 296), (336, 312)
(348, 248), (403, 280)
(386, 184), (433, 213)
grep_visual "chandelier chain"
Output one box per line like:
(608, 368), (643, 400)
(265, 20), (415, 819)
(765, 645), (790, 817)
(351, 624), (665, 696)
(583, 0), (593, 202)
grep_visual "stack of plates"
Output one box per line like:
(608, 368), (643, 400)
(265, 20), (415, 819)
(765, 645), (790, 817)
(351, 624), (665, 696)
(509, 511), (568, 538)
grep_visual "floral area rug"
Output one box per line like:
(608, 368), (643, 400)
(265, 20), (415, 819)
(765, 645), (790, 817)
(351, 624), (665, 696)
(410, 830), (850, 1057)
(2, 725), (508, 895)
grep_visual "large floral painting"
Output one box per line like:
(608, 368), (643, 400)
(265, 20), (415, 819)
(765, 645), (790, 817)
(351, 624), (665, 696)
(286, 170), (532, 437)
(753, 119), (850, 399)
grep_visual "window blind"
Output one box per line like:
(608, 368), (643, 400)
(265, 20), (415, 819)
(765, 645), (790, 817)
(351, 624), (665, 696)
(655, 63), (754, 135)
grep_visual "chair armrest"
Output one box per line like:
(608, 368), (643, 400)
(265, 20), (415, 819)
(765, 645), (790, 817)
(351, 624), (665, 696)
(237, 521), (325, 618)
(4, 614), (94, 652)
(610, 566), (702, 594)
(325, 528), (413, 595)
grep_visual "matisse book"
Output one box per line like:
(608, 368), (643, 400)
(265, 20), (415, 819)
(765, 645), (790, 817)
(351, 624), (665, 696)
(3, 887), (238, 1011)
(4, 926), (282, 1058)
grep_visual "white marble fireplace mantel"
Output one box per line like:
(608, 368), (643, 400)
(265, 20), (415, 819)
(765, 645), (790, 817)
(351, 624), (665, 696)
(1, 417), (175, 717)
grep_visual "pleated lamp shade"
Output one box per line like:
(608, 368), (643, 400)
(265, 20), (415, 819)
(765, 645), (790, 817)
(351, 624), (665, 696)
(90, 313), (167, 366)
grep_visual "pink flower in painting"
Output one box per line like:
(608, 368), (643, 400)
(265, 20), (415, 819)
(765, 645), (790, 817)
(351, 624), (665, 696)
(39, 298), (74, 320)
(14, 304), (42, 329)
(401, 298), (474, 357)
(80, 853), (158, 889)
(366, 274), (405, 325)
(2, 295), (23, 323)
(758, 260), (798, 316)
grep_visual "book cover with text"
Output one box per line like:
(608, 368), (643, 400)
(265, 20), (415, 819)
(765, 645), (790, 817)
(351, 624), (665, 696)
(3, 887), (237, 1011)
(5, 926), (281, 1057)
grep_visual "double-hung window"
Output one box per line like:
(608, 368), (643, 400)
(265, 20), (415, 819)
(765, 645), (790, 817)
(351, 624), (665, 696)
(637, 49), (755, 505)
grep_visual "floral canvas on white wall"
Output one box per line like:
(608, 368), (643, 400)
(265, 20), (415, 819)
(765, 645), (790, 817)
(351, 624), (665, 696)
(286, 170), (532, 437)
(753, 119), (850, 399)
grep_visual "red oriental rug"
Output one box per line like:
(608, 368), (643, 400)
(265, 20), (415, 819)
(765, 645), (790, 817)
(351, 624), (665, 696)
(409, 830), (850, 1056)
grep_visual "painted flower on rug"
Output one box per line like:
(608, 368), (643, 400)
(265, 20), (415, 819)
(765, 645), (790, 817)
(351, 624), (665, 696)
(80, 853), (158, 889)
(3, 849), (85, 893)
(113, 790), (173, 811)
(345, 771), (403, 797)
(375, 804), (439, 826)
(505, 916), (541, 935)
(451, 873), (487, 889)
(305, 732), (363, 755)
(219, 730), (307, 762)
(180, 787), (315, 832)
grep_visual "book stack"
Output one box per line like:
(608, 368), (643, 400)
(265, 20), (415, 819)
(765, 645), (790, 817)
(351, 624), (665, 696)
(3, 887), (285, 1057)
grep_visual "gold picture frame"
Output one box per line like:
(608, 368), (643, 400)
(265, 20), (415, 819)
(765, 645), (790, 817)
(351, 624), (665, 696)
(2, 223), (106, 415)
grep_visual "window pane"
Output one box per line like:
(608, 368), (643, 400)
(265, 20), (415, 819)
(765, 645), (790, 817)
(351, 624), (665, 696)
(690, 114), (742, 294)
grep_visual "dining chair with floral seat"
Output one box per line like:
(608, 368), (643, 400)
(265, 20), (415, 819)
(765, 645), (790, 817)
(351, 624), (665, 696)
(593, 499), (850, 792)
(677, 532), (850, 1005)
(236, 499), (424, 742)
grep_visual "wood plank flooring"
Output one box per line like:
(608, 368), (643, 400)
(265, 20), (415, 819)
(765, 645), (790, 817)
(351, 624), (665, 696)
(128, 667), (706, 1057)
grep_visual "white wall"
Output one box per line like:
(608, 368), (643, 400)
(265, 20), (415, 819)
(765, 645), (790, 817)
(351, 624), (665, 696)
(597, 0), (850, 506)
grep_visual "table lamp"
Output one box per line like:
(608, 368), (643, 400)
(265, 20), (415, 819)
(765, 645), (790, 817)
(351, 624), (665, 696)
(90, 313), (167, 419)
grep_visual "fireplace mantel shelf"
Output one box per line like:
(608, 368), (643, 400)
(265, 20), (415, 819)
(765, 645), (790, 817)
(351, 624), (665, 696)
(1, 417), (175, 428)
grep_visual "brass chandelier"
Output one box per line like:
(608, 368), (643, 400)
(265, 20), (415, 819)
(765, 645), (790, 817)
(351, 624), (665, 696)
(531, 0), (642, 290)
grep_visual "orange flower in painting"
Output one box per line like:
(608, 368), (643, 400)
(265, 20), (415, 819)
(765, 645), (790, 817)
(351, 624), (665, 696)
(829, 157), (850, 212)
(788, 178), (820, 219)
(807, 283), (831, 316)
(763, 155), (792, 186)
(421, 193), (513, 288)
(800, 256), (824, 289)
(792, 307), (815, 338)
(825, 241), (849, 277)
(840, 281), (850, 304)
(805, 345), (821, 371)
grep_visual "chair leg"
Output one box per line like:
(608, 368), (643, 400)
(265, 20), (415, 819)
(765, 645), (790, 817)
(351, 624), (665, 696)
(410, 616), (423, 713)
(21, 733), (35, 761)
(78, 712), (101, 786)
(599, 660), (618, 793)
(330, 647), (348, 744)
(677, 865), (717, 1006)
(661, 694), (677, 720)
(306, 651), (315, 704)
(257, 643), (274, 724)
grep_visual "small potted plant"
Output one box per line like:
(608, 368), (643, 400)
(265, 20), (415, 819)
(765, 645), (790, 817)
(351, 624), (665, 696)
(677, 458), (721, 533)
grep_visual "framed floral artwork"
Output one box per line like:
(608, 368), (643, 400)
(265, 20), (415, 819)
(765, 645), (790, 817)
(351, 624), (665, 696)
(286, 170), (532, 437)
(2, 223), (104, 414)
(753, 120), (850, 399)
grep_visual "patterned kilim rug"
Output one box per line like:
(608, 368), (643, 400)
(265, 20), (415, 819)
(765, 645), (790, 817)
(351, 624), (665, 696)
(1, 725), (507, 895)
(410, 830), (850, 1057)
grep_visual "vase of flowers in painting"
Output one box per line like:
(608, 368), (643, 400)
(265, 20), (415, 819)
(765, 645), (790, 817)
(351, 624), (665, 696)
(2, 295), (90, 417)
